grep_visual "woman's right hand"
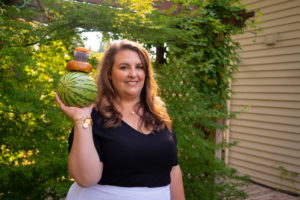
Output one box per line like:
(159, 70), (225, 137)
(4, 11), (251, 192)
(55, 93), (94, 121)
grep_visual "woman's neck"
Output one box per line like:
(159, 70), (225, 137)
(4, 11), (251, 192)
(115, 97), (140, 114)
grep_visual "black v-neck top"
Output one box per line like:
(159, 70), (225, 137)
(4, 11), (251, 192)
(68, 109), (178, 187)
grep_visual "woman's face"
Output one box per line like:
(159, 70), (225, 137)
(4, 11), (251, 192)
(111, 49), (146, 100)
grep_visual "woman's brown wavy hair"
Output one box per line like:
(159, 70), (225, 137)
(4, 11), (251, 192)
(95, 40), (172, 131)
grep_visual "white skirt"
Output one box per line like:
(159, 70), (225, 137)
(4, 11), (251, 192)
(66, 182), (171, 200)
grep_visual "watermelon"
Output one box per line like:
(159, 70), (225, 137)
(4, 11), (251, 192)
(57, 72), (98, 107)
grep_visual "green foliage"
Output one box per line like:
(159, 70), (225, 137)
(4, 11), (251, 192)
(0, 6), (74, 199)
(153, 1), (250, 199)
(0, 0), (254, 199)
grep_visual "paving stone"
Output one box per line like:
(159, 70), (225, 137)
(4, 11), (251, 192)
(240, 183), (300, 200)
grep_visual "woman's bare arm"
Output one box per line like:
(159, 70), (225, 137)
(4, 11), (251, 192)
(56, 94), (103, 187)
(68, 124), (103, 187)
(170, 165), (185, 200)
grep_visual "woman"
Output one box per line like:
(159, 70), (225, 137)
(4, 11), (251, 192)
(56, 40), (185, 200)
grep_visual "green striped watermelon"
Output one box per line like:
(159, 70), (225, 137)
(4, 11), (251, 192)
(57, 72), (97, 107)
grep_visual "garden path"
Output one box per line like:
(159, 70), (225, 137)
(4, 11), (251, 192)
(241, 183), (299, 200)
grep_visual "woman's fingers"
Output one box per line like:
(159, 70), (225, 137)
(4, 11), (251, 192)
(55, 93), (76, 118)
(90, 103), (95, 109)
(55, 93), (67, 111)
(55, 93), (94, 119)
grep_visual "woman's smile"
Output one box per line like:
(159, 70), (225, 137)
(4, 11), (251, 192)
(126, 80), (139, 86)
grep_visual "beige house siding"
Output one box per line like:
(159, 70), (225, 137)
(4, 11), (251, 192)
(227, 0), (300, 194)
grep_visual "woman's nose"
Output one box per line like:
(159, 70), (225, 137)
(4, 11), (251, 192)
(129, 68), (137, 77)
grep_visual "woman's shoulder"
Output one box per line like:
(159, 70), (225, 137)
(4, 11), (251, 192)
(160, 127), (177, 143)
(91, 108), (103, 127)
(91, 108), (100, 119)
(155, 125), (174, 134)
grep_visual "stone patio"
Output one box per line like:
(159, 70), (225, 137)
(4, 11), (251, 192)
(241, 183), (299, 200)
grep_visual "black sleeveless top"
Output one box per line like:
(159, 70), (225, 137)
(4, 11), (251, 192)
(68, 109), (178, 187)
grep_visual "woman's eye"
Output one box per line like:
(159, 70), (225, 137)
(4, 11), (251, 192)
(137, 65), (144, 70)
(120, 66), (128, 70)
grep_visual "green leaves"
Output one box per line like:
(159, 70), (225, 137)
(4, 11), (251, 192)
(151, 1), (253, 199)
(0, 11), (73, 198)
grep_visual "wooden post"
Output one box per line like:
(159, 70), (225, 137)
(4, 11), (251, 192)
(215, 119), (225, 160)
